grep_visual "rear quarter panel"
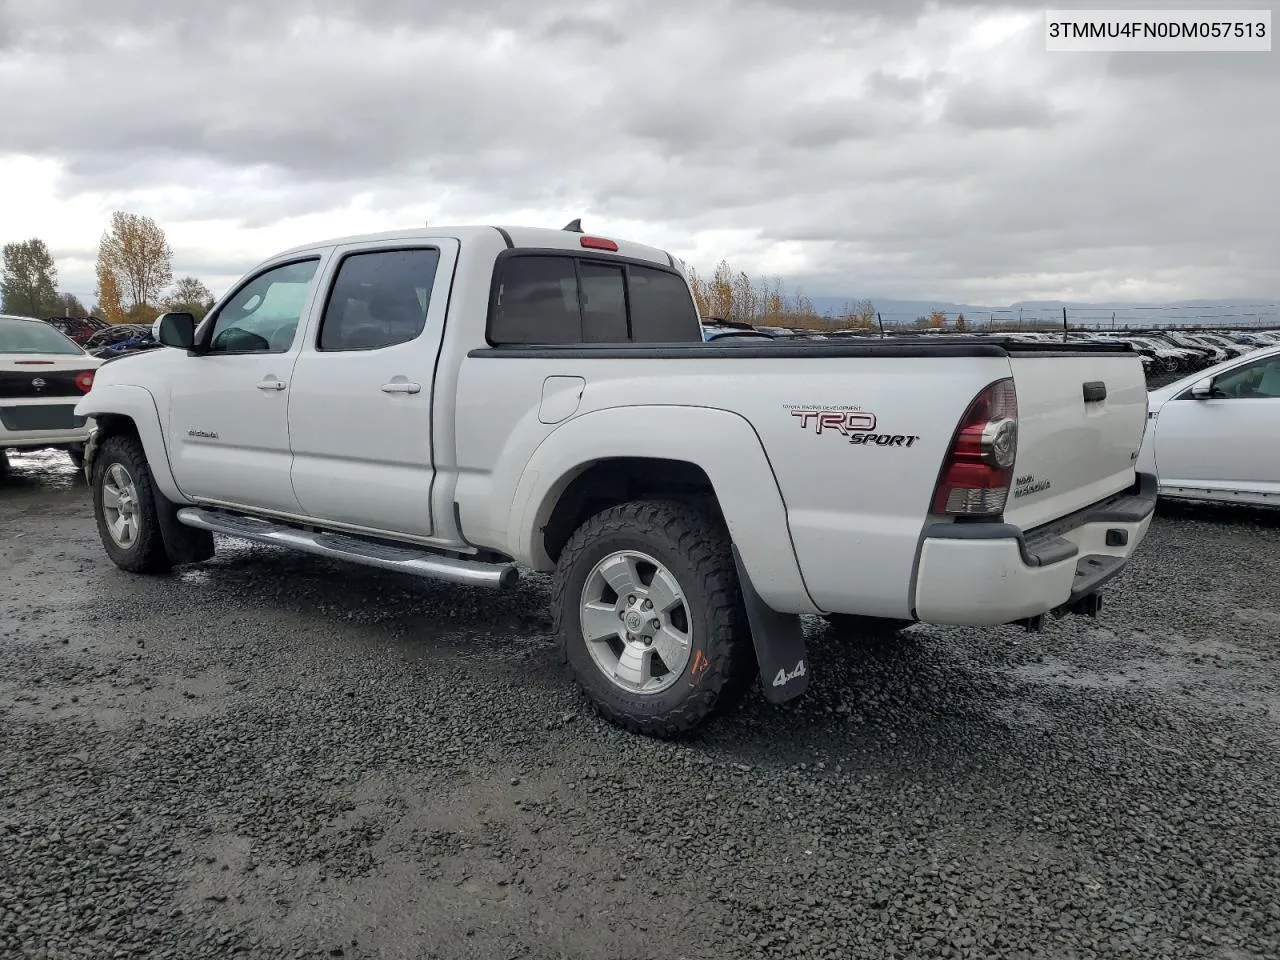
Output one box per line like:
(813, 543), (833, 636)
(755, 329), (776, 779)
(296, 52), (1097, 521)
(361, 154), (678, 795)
(729, 356), (1013, 617)
(454, 353), (1011, 618)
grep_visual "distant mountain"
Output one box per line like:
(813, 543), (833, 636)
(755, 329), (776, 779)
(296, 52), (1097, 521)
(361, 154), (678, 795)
(805, 296), (1279, 329)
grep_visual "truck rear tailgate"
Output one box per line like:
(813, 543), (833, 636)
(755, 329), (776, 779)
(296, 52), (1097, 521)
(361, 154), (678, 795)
(1001, 349), (1149, 531)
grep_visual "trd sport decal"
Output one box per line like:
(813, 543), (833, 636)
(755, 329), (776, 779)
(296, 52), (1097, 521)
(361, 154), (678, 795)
(787, 406), (921, 448)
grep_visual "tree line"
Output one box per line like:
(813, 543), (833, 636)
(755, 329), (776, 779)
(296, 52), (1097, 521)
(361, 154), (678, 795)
(1, 211), (215, 324)
(685, 260), (878, 330)
(683, 261), (997, 332)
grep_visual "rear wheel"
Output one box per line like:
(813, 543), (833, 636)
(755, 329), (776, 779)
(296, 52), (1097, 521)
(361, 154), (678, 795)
(553, 499), (754, 737)
(91, 435), (170, 574)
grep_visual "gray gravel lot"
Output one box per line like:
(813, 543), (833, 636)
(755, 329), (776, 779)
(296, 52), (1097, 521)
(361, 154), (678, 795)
(2, 449), (1279, 960)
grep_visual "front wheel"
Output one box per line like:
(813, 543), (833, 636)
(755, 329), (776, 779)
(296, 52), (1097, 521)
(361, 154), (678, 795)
(91, 435), (171, 574)
(553, 499), (755, 737)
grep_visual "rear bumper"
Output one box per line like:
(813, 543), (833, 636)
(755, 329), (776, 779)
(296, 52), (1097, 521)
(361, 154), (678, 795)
(0, 399), (91, 448)
(912, 472), (1157, 626)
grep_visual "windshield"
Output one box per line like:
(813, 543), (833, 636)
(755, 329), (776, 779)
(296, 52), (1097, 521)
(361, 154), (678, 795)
(0, 317), (86, 355)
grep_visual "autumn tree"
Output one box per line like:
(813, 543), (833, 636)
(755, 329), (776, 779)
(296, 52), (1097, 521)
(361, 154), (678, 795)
(96, 211), (173, 323)
(685, 266), (711, 318)
(165, 276), (216, 319)
(788, 291), (822, 329)
(842, 298), (876, 329)
(928, 309), (947, 329)
(95, 258), (126, 324)
(708, 260), (735, 320)
(731, 270), (758, 323)
(1, 238), (61, 317)
(761, 278), (786, 324)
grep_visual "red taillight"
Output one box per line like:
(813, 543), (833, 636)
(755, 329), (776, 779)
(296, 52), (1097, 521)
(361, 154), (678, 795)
(580, 235), (618, 252)
(75, 370), (96, 393)
(931, 378), (1019, 516)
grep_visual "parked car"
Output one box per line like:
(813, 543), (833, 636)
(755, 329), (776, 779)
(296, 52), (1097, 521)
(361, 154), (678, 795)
(84, 323), (160, 358)
(76, 223), (1156, 735)
(0, 314), (101, 469)
(44, 315), (110, 345)
(700, 319), (774, 341)
(1193, 332), (1254, 358)
(1120, 335), (1195, 375)
(1137, 344), (1280, 507)
(1159, 331), (1229, 364)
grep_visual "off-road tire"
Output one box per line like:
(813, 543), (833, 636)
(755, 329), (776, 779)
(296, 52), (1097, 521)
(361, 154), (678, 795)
(67, 446), (85, 471)
(552, 499), (755, 737)
(91, 434), (171, 574)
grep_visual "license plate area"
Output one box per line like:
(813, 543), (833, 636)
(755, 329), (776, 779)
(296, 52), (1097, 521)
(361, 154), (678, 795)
(0, 404), (84, 431)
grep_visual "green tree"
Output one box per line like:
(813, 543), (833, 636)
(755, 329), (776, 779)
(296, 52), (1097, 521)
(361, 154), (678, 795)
(1, 238), (61, 317)
(165, 276), (216, 319)
(955, 312), (967, 332)
(56, 292), (90, 317)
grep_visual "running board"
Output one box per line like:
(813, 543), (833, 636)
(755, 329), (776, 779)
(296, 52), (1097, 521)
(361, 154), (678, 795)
(175, 507), (519, 589)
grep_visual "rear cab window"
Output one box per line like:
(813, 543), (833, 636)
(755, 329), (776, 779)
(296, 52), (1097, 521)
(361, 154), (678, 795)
(487, 253), (700, 346)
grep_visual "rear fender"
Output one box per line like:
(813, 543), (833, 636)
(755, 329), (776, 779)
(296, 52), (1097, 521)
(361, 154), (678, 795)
(75, 383), (186, 504)
(510, 405), (818, 615)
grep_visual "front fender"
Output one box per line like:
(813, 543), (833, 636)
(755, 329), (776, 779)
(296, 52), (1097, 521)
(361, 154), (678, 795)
(509, 405), (819, 615)
(74, 384), (186, 504)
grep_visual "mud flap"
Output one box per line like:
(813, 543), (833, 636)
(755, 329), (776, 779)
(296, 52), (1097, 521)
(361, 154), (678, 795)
(155, 493), (215, 565)
(731, 545), (809, 705)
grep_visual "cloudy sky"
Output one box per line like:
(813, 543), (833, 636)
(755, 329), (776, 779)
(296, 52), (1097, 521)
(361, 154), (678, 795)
(1, 0), (1277, 306)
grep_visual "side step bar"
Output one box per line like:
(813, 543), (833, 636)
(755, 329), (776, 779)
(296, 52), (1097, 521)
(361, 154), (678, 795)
(175, 507), (519, 590)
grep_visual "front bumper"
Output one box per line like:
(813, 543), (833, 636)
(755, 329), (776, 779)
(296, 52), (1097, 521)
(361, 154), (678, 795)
(912, 472), (1158, 626)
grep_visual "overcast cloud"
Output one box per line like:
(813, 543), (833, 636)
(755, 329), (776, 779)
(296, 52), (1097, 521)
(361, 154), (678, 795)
(0, 0), (1276, 304)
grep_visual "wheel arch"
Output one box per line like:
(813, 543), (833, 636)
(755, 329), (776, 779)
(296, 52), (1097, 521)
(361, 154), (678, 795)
(510, 405), (818, 615)
(77, 384), (186, 503)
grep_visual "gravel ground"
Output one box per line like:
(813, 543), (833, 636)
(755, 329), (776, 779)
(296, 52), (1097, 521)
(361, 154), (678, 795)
(2, 449), (1279, 960)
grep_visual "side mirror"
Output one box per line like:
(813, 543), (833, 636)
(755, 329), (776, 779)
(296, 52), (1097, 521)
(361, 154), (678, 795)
(1189, 377), (1214, 399)
(155, 312), (196, 349)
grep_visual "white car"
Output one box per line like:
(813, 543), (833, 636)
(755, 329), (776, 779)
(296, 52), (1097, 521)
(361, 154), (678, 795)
(0, 314), (102, 469)
(1138, 343), (1280, 507)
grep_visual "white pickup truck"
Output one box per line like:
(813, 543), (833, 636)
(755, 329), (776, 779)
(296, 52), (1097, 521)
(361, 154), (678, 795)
(75, 223), (1157, 735)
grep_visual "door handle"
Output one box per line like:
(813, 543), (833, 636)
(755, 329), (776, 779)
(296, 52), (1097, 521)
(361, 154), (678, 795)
(381, 382), (421, 394)
(257, 379), (287, 391)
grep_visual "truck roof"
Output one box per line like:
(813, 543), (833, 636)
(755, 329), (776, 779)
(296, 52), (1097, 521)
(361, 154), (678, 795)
(274, 224), (679, 269)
